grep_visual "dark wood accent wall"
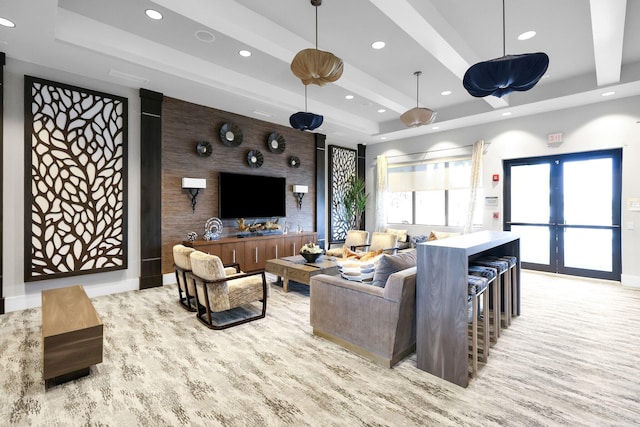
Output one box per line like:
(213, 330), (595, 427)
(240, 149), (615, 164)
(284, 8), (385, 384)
(357, 143), (366, 230)
(139, 89), (164, 289)
(0, 52), (4, 314)
(161, 97), (317, 274)
(315, 134), (326, 248)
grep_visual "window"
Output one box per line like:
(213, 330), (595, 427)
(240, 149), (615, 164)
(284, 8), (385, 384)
(387, 158), (482, 226)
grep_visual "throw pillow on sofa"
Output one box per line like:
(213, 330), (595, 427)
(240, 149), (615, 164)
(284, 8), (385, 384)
(410, 235), (429, 248)
(427, 230), (461, 241)
(371, 249), (417, 288)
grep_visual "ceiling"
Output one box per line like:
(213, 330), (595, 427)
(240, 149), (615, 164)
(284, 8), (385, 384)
(1, 0), (639, 144)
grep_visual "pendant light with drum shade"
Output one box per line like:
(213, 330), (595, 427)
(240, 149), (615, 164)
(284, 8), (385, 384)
(290, 0), (344, 86)
(289, 85), (323, 131)
(463, 0), (549, 98)
(400, 71), (437, 128)
(290, 0), (338, 131)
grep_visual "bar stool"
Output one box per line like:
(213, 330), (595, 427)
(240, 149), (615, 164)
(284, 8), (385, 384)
(468, 265), (497, 349)
(484, 255), (517, 326)
(472, 257), (511, 330)
(467, 275), (489, 378)
(495, 255), (518, 319)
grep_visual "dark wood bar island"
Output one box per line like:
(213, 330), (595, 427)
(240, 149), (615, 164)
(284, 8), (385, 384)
(416, 230), (520, 387)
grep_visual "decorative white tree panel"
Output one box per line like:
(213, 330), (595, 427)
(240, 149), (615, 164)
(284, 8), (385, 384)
(328, 145), (356, 242)
(24, 76), (128, 281)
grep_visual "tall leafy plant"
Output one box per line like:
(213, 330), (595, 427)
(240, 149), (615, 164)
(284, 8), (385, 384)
(343, 176), (368, 230)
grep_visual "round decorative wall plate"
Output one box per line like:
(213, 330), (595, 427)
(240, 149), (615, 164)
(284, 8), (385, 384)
(219, 122), (243, 147)
(196, 141), (212, 157)
(288, 156), (300, 168)
(247, 150), (264, 168)
(266, 132), (286, 154)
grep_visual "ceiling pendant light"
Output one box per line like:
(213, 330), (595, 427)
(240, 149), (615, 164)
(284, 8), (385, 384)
(463, 0), (549, 98)
(400, 71), (436, 128)
(290, 86), (324, 131)
(290, 0), (344, 86)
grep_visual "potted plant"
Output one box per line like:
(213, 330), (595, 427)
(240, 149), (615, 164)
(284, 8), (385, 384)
(343, 176), (368, 230)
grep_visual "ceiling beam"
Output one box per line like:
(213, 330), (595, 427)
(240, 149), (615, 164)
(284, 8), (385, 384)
(590, 0), (626, 86)
(151, 0), (416, 113)
(369, 0), (508, 109)
(54, 9), (381, 135)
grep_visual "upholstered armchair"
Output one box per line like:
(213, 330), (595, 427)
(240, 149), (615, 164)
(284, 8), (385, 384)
(353, 232), (398, 254)
(189, 251), (267, 329)
(173, 244), (197, 311)
(325, 230), (369, 258)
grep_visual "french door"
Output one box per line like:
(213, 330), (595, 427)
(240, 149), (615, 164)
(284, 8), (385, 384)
(504, 149), (621, 281)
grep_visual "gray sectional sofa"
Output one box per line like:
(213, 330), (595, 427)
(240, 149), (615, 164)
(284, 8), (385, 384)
(309, 250), (417, 368)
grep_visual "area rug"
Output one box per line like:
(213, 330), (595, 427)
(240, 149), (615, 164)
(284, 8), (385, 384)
(1, 272), (640, 426)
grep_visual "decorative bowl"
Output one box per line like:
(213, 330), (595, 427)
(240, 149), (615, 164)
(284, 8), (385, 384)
(301, 252), (321, 263)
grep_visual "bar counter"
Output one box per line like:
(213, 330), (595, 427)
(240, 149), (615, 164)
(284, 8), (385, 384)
(416, 230), (520, 387)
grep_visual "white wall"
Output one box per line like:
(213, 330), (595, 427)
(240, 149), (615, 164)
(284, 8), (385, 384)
(366, 96), (640, 286)
(3, 59), (141, 311)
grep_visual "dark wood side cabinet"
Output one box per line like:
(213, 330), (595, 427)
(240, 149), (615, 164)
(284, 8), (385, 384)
(185, 232), (317, 272)
(416, 230), (520, 387)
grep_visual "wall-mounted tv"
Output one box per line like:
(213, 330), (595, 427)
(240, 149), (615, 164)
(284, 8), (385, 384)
(219, 172), (287, 219)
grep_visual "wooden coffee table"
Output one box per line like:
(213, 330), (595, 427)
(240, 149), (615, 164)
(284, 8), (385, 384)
(265, 255), (339, 292)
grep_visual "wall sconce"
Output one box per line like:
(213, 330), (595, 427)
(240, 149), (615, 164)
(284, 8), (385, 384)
(293, 185), (308, 210)
(182, 178), (206, 212)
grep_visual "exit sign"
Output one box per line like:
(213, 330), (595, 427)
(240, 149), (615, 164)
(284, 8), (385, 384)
(547, 132), (563, 145)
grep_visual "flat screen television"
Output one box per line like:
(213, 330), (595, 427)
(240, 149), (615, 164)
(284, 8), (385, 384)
(218, 172), (287, 219)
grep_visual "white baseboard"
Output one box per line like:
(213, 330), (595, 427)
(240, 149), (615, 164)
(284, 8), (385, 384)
(621, 274), (640, 288)
(163, 272), (177, 285)
(4, 278), (140, 313)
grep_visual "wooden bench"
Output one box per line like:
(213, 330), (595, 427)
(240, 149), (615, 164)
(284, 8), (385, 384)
(42, 285), (103, 384)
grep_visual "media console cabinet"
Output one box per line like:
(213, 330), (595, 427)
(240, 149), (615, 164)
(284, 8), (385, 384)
(416, 230), (520, 387)
(185, 232), (317, 272)
(42, 285), (103, 384)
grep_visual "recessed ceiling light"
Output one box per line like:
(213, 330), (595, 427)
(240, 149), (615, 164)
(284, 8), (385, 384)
(378, 109), (386, 113)
(432, 126), (440, 130)
(517, 30), (536, 41)
(239, 50), (251, 57)
(502, 112), (512, 116)
(601, 91), (615, 97)
(145, 9), (163, 20)
(195, 30), (215, 43)
(345, 95), (354, 100)
(380, 136), (387, 140)
(441, 90), (452, 96)
(0, 17), (16, 28)
(371, 41), (386, 50)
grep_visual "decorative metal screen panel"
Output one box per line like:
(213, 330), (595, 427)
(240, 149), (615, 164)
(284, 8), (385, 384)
(24, 76), (128, 281)
(328, 145), (356, 242)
